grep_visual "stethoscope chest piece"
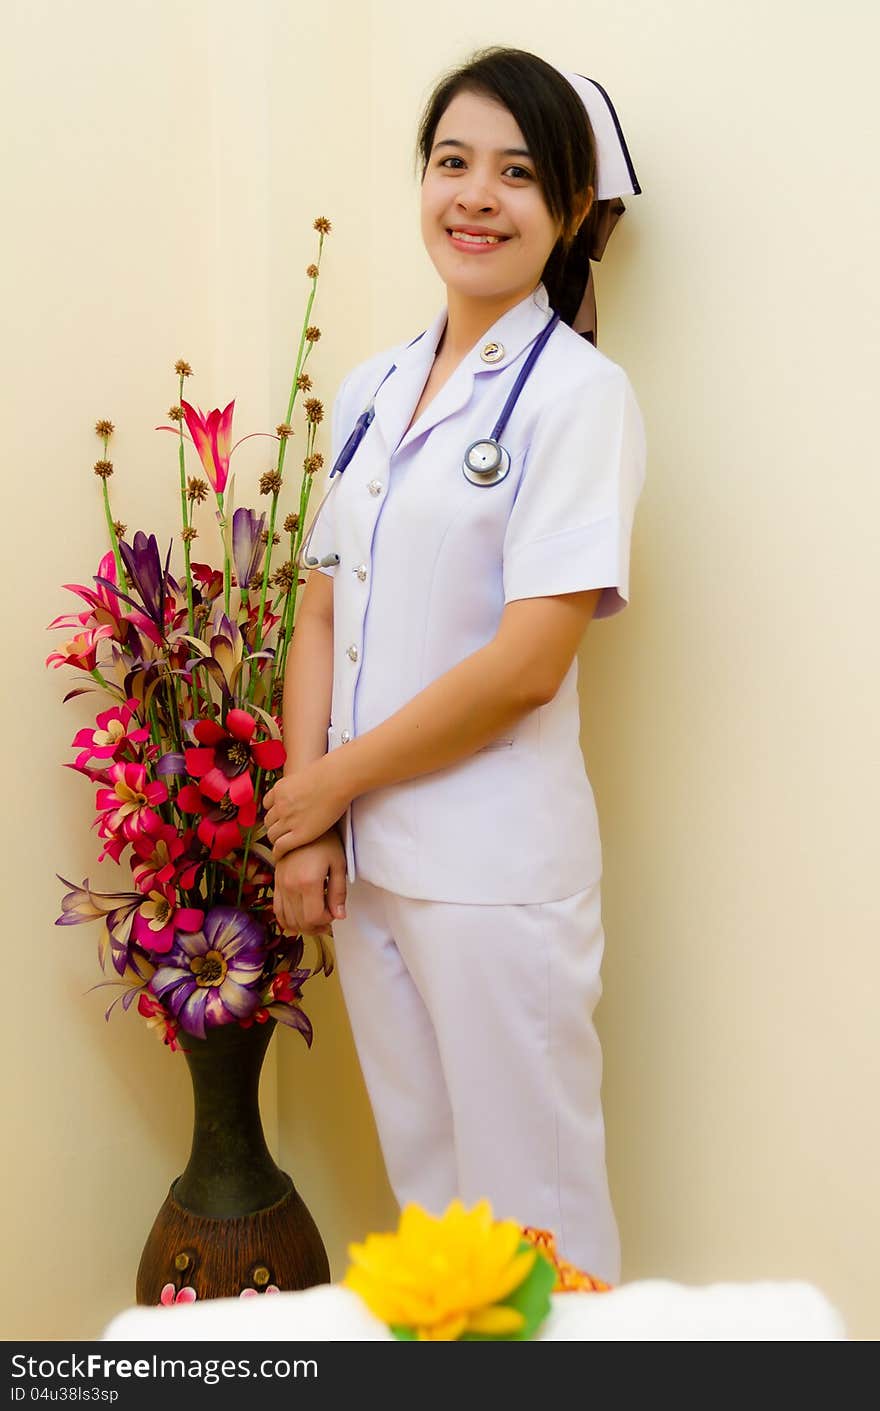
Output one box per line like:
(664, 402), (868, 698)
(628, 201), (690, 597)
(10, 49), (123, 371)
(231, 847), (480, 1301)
(462, 438), (511, 487)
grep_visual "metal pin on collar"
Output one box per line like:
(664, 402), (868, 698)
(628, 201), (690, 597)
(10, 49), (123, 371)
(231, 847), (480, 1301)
(480, 342), (505, 364)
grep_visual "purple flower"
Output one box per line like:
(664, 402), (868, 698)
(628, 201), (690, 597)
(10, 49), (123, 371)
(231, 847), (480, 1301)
(149, 907), (266, 1038)
(232, 508), (267, 591)
(118, 531), (170, 628)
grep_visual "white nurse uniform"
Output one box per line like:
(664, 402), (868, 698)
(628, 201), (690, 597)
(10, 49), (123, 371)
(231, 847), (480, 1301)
(306, 279), (646, 1280)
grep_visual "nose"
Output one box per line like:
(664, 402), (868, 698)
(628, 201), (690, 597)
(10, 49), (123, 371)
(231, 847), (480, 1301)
(455, 167), (500, 214)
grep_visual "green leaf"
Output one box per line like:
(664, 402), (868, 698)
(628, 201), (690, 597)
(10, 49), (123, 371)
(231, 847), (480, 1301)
(391, 1325), (418, 1341)
(460, 1245), (556, 1342)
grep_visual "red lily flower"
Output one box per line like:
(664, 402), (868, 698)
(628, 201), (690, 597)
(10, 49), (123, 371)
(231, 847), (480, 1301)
(184, 708), (285, 804)
(191, 562), (224, 603)
(137, 993), (183, 1051)
(181, 400), (235, 495)
(176, 781), (256, 860)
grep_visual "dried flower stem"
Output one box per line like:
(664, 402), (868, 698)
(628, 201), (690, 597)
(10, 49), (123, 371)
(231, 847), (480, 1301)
(273, 420), (318, 691)
(177, 372), (196, 637)
(251, 236), (326, 678)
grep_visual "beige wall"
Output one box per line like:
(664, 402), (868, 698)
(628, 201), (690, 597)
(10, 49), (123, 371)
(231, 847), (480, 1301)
(3, 0), (877, 1341)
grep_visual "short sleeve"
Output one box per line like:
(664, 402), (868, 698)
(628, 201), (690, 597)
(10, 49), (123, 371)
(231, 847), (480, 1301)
(502, 367), (647, 618)
(304, 373), (351, 577)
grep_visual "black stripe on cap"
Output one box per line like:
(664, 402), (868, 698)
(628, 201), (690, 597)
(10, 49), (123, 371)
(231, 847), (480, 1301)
(576, 73), (641, 196)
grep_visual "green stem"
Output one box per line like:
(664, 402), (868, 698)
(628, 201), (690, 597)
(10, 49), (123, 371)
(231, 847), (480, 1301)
(90, 666), (122, 698)
(217, 491), (231, 616)
(100, 465), (124, 584)
(235, 766), (263, 908)
(273, 423), (317, 690)
(251, 489), (281, 664)
(164, 666), (184, 754)
(177, 378), (196, 638)
(250, 255), (321, 665)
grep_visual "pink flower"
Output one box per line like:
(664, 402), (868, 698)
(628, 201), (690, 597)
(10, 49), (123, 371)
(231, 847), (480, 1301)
(240, 1285), (280, 1297)
(95, 762), (168, 862)
(159, 1283), (197, 1305)
(181, 399), (235, 495)
(48, 551), (163, 651)
(138, 993), (183, 1051)
(132, 823), (201, 894)
(46, 624), (114, 671)
(72, 699), (150, 771)
(131, 883), (204, 956)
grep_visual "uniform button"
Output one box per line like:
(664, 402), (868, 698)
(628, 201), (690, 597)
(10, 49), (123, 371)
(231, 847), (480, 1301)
(353, 563), (368, 582)
(340, 730), (351, 744)
(347, 645), (358, 662)
(367, 479), (383, 496)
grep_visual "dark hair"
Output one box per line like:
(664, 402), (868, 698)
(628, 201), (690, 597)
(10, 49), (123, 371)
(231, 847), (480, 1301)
(415, 46), (598, 326)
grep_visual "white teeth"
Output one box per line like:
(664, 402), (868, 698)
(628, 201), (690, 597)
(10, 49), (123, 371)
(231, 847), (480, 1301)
(449, 230), (503, 244)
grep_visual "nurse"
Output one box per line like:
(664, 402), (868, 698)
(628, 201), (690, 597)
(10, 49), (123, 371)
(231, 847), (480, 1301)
(264, 45), (645, 1283)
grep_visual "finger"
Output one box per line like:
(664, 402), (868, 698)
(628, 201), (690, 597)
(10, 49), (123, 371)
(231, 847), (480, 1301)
(272, 831), (300, 862)
(326, 857), (347, 921)
(273, 888), (294, 934)
(264, 786), (275, 808)
(301, 877), (331, 932)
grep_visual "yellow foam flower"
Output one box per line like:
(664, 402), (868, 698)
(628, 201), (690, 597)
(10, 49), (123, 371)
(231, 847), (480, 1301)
(343, 1199), (537, 1341)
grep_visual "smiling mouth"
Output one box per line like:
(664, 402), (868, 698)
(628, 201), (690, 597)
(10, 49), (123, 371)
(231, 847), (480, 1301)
(446, 229), (511, 248)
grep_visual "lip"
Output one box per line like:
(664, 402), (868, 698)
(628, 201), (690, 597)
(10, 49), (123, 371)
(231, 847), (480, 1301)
(446, 227), (512, 254)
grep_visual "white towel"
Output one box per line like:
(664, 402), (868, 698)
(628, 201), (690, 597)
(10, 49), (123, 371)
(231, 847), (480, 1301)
(102, 1278), (847, 1342)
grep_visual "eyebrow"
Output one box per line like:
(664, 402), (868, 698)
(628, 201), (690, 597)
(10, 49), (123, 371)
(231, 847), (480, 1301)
(432, 139), (532, 158)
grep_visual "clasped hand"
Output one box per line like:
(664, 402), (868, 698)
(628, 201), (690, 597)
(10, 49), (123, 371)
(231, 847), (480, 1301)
(264, 756), (349, 862)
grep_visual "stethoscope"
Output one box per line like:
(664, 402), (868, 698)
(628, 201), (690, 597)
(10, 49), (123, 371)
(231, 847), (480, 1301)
(299, 309), (561, 569)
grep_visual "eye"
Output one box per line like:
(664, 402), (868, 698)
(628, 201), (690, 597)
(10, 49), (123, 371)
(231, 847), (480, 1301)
(439, 156), (465, 169)
(504, 165), (533, 180)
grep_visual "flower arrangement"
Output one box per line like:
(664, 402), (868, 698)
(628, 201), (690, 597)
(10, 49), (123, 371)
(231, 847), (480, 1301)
(342, 1200), (611, 1341)
(48, 218), (336, 1053)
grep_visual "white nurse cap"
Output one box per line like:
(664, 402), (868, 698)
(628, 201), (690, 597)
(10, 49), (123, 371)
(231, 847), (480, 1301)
(554, 69), (641, 344)
(556, 70), (641, 201)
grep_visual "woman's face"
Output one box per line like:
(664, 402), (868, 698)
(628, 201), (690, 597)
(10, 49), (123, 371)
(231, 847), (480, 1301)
(420, 88), (564, 309)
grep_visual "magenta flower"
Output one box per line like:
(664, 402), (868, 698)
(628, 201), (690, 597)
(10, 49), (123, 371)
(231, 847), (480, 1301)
(95, 762), (168, 862)
(160, 1284), (197, 1306)
(185, 709), (286, 805)
(72, 699), (150, 771)
(149, 907), (266, 1038)
(181, 399), (235, 494)
(130, 882), (204, 956)
(131, 823), (201, 894)
(51, 550), (164, 652)
(46, 624), (114, 671)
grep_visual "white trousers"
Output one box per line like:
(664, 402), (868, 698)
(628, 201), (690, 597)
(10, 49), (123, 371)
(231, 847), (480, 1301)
(332, 876), (621, 1284)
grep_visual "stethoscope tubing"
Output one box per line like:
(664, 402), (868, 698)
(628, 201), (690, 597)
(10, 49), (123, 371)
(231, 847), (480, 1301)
(298, 308), (560, 568)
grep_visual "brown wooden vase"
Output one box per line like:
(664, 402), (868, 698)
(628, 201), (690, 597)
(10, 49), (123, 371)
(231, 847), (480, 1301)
(136, 1017), (330, 1304)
